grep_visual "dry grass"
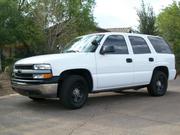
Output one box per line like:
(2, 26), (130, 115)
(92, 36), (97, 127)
(175, 71), (180, 79)
(0, 82), (2, 89)
(0, 73), (14, 96)
(0, 72), (10, 80)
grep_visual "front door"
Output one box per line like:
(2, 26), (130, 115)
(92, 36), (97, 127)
(96, 35), (133, 90)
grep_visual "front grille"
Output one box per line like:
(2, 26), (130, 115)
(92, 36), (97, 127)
(14, 73), (33, 79)
(14, 64), (34, 79)
(15, 65), (34, 70)
(13, 64), (52, 80)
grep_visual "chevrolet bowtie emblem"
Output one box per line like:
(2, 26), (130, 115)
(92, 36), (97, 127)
(17, 70), (22, 73)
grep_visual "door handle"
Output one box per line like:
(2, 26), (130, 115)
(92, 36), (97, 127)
(149, 58), (154, 62)
(126, 58), (133, 63)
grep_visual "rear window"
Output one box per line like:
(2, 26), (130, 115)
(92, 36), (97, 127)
(148, 36), (172, 54)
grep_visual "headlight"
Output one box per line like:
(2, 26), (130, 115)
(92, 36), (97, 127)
(33, 64), (51, 70)
(33, 64), (52, 79)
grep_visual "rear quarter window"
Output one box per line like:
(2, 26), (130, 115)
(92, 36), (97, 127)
(129, 36), (151, 54)
(148, 36), (172, 54)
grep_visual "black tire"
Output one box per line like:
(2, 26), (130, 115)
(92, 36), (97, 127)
(29, 97), (45, 102)
(147, 71), (168, 96)
(60, 75), (88, 109)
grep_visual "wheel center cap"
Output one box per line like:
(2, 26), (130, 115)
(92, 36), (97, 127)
(73, 88), (80, 96)
(157, 81), (162, 87)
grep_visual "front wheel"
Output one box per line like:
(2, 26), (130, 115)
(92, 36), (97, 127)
(147, 71), (168, 96)
(60, 75), (88, 109)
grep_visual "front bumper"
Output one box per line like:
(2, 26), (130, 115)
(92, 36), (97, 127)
(11, 77), (59, 98)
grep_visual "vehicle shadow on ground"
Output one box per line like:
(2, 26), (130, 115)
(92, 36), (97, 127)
(17, 89), (179, 112)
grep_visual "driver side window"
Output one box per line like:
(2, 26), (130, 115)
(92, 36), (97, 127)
(102, 35), (129, 54)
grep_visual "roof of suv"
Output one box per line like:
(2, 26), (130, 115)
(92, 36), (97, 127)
(89, 32), (160, 38)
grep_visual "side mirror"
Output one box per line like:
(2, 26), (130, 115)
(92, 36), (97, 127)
(91, 40), (99, 46)
(57, 44), (64, 52)
(100, 45), (115, 55)
(57, 45), (61, 50)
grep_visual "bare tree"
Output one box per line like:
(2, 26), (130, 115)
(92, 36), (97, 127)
(30, 0), (95, 52)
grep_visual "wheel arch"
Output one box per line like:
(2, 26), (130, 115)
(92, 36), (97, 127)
(152, 66), (169, 79)
(57, 69), (93, 96)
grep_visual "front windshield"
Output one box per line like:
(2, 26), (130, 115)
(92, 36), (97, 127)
(62, 34), (104, 53)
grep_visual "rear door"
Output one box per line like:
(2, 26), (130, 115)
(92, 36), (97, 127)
(128, 36), (154, 85)
(95, 34), (133, 90)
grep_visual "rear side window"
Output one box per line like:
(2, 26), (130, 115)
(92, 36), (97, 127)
(103, 35), (129, 54)
(129, 36), (151, 54)
(148, 36), (172, 54)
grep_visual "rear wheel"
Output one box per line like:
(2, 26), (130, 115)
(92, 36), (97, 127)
(147, 71), (168, 96)
(59, 75), (88, 109)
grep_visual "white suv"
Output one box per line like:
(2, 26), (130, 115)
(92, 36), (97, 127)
(11, 33), (176, 109)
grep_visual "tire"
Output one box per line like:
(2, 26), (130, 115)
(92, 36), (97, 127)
(29, 97), (45, 102)
(147, 71), (168, 96)
(60, 75), (88, 109)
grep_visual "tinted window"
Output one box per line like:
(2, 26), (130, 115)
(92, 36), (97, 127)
(102, 35), (128, 54)
(148, 36), (172, 54)
(129, 36), (151, 54)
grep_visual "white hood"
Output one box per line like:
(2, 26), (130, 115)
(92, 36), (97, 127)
(15, 53), (88, 65)
(15, 53), (96, 76)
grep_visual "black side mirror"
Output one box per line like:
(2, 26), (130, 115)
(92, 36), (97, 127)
(57, 45), (61, 50)
(100, 45), (115, 55)
(92, 40), (99, 46)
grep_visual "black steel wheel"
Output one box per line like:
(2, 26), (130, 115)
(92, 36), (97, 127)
(148, 71), (168, 96)
(60, 75), (88, 109)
